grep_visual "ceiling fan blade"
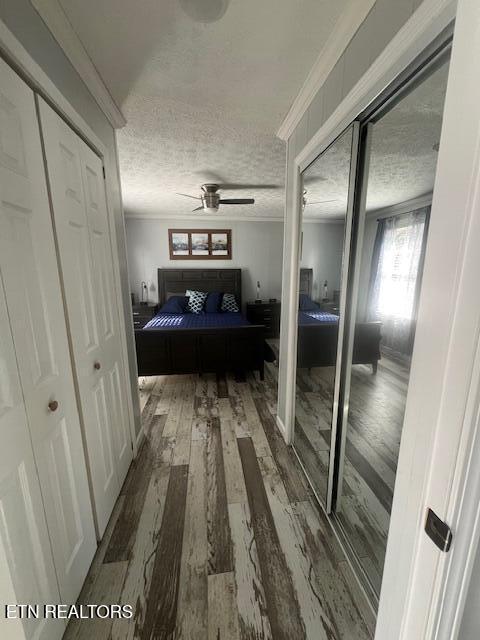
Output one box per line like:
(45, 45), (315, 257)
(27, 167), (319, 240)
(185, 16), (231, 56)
(219, 183), (280, 190)
(177, 192), (201, 200)
(306, 199), (337, 206)
(195, 170), (228, 183)
(303, 176), (327, 185)
(192, 206), (204, 212)
(219, 198), (255, 205)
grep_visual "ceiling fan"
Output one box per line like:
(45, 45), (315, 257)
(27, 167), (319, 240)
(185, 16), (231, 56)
(177, 181), (278, 213)
(302, 189), (337, 210)
(179, 0), (230, 23)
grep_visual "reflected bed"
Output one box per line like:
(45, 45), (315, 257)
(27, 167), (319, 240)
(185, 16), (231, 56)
(297, 269), (381, 372)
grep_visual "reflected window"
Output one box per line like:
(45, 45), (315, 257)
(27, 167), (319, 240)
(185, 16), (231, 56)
(368, 208), (428, 355)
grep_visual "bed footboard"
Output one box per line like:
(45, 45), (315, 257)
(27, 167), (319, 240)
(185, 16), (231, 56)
(297, 321), (382, 370)
(135, 325), (265, 378)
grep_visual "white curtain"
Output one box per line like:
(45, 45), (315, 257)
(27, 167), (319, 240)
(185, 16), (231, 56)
(368, 208), (428, 357)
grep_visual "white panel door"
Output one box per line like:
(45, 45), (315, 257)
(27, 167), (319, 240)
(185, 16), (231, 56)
(0, 278), (63, 640)
(79, 141), (132, 485)
(0, 58), (96, 604)
(39, 99), (132, 537)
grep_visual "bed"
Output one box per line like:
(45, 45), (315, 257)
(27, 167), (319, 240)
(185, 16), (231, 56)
(297, 269), (381, 372)
(134, 268), (266, 378)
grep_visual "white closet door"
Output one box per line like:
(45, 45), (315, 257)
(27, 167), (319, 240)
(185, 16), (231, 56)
(79, 141), (132, 484)
(0, 58), (96, 604)
(39, 99), (132, 537)
(0, 279), (63, 640)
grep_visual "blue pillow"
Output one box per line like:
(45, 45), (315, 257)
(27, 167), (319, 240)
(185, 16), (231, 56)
(299, 294), (319, 311)
(159, 295), (188, 314)
(186, 289), (208, 314)
(221, 292), (240, 313)
(204, 291), (223, 313)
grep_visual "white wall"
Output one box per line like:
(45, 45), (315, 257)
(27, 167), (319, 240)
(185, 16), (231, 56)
(125, 218), (284, 308)
(300, 221), (345, 299)
(0, 0), (141, 436)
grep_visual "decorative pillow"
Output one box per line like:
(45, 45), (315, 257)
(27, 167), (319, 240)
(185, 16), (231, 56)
(221, 292), (239, 313)
(186, 289), (207, 314)
(299, 293), (319, 311)
(159, 295), (188, 314)
(204, 291), (223, 313)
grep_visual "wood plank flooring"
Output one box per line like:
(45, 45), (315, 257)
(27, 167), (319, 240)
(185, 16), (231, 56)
(66, 362), (374, 640)
(294, 354), (409, 596)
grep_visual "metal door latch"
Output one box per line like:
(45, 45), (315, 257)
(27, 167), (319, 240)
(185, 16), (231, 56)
(425, 508), (453, 552)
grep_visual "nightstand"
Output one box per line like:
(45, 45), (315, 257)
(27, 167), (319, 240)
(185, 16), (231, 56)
(132, 303), (157, 329)
(246, 301), (281, 338)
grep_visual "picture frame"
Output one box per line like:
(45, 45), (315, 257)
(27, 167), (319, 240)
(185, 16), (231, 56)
(211, 232), (229, 255)
(191, 232), (209, 255)
(168, 229), (232, 260)
(170, 231), (190, 256)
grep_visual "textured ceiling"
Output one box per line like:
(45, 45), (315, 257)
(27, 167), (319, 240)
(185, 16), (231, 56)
(303, 61), (450, 220)
(303, 126), (352, 220)
(59, 0), (353, 220)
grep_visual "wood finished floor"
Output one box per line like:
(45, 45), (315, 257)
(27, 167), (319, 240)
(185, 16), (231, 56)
(294, 355), (409, 595)
(65, 358), (375, 640)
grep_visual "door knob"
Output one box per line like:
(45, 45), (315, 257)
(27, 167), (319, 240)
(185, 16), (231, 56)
(94, 361), (101, 370)
(48, 400), (59, 412)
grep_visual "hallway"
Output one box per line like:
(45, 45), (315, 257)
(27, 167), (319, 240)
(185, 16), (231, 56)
(65, 361), (374, 639)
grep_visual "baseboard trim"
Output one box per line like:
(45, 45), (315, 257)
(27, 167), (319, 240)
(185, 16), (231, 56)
(275, 414), (288, 441)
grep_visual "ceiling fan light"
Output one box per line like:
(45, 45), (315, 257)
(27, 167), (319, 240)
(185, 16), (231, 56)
(179, 0), (229, 23)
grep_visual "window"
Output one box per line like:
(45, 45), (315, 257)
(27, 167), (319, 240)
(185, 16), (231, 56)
(368, 208), (428, 355)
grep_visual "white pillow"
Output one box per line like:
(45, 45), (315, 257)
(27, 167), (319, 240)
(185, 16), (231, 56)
(185, 289), (207, 314)
(221, 292), (239, 313)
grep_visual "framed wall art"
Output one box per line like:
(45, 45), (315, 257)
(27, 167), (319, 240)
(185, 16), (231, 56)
(168, 229), (232, 260)
(170, 231), (189, 256)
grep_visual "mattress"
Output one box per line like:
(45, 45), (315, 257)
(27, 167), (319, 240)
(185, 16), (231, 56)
(143, 311), (250, 329)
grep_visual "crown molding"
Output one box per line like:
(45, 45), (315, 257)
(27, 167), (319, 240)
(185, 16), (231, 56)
(124, 212), (285, 223)
(124, 212), (340, 224)
(30, 0), (126, 129)
(276, 0), (376, 141)
(303, 216), (345, 224)
(295, 0), (456, 172)
(367, 193), (434, 219)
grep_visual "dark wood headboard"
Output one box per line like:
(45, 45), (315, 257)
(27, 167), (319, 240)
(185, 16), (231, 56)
(299, 268), (313, 297)
(157, 268), (242, 306)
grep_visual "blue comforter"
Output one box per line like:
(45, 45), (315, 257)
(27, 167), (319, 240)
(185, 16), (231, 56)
(298, 310), (339, 325)
(143, 312), (250, 329)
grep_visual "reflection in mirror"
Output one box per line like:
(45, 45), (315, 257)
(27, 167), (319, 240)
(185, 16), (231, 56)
(336, 57), (451, 597)
(293, 126), (354, 505)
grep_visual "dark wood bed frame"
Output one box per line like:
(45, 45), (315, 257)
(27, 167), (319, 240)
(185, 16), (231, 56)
(134, 268), (265, 378)
(297, 268), (381, 373)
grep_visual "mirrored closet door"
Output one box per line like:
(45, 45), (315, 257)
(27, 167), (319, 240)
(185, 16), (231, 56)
(335, 53), (451, 598)
(293, 43), (452, 603)
(294, 124), (358, 509)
